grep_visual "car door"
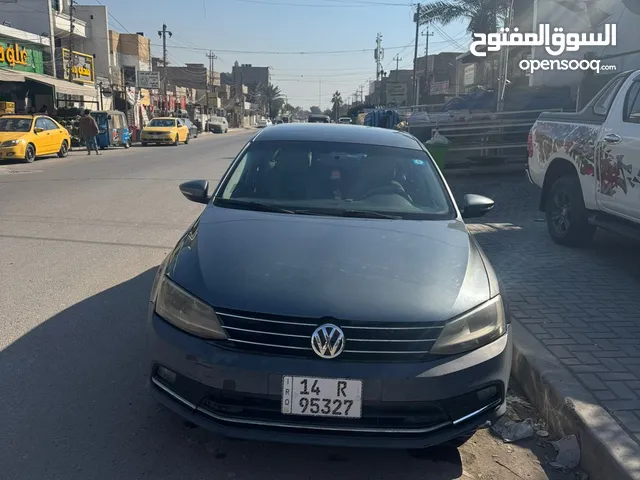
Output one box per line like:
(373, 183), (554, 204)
(597, 73), (640, 222)
(33, 117), (54, 154)
(179, 119), (189, 140)
(42, 117), (65, 152)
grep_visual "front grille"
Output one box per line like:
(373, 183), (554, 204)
(215, 309), (445, 362)
(200, 390), (450, 433)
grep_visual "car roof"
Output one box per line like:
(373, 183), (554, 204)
(252, 123), (423, 150)
(151, 117), (176, 120)
(1, 115), (35, 120)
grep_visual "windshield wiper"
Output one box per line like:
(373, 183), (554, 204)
(294, 209), (401, 219)
(215, 199), (296, 214)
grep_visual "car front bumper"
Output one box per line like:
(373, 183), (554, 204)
(0, 145), (24, 158)
(148, 311), (512, 449)
(141, 136), (174, 144)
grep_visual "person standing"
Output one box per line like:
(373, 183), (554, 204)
(79, 109), (100, 155)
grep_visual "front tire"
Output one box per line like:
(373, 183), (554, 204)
(124, 139), (131, 149)
(185, 134), (190, 144)
(545, 175), (596, 247)
(24, 143), (36, 163)
(173, 135), (179, 146)
(57, 140), (69, 158)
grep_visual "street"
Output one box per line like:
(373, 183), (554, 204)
(1, 133), (570, 480)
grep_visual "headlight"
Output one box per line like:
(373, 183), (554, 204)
(430, 295), (506, 355)
(155, 276), (227, 340)
(1, 139), (20, 147)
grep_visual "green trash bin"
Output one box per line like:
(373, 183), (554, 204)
(425, 133), (451, 172)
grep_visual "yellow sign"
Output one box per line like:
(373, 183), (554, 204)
(61, 48), (95, 84)
(0, 43), (28, 68)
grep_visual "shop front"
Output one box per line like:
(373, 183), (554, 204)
(0, 35), (98, 113)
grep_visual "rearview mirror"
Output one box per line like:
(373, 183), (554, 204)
(461, 194), (494, 219)
(34, 127), (43, 133)
(179, 180), (210, 204)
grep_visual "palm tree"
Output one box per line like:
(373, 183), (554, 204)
(260, 84), (284, 119)
(331, 91), (343, 121)
(417, 0), (510, 36)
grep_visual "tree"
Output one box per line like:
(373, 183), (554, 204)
(331, 91), (343, 121)
(323, 109), (332, 117)
(260, 84), (284, 119)
(309, 106), (322, 114)
(417, 0), (510, 36)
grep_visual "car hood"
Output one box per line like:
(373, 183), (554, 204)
(0, 132), (27, 142)
(166, 206), (492, 323)
(143, 127), (176, 133)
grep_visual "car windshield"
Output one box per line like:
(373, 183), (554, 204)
(148, 119), (175, 127)
(0, 118), (32, 132)
(215, 140), (454, 220)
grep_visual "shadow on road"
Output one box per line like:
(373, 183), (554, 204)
(0, 267), (466, 480)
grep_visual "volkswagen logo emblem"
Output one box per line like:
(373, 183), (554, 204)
(311, 324), (345, 359)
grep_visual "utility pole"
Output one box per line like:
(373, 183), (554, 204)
(375, 33), (383, 81)
(206, 50), (217, 115)
(319, 76), (322, 109)
(412, 3), (420, 105)
(422, 26), (434, 104)
(158, 24), (172, 114)
(393, 54), (402, 81)
(359, 85), (365, 104)
(67, 0), (75, 84)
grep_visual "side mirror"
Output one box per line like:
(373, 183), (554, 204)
(34, 127), (43, 133)
(461, 194), (494, 219)
(179, 180), (210, 204)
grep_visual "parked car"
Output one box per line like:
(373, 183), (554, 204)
(141, 117), (190, 146)
(528, 69), (640, 246)
(256, 118), (272, 128)
(0, 114), (70, 163)
(183, 118), (199, 139)
(148, 123), (511, 451)
(339, 117), (352, 124)
(208, 116), (229, 134)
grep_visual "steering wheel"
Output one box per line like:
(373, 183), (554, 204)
(358, 181), (413, 203)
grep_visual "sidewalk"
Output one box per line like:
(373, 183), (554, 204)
(447, 173), (640, 480)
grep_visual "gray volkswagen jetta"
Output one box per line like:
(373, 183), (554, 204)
(148, 123), (512, 449)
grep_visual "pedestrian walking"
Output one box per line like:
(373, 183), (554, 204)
(78, 109), (100, 155)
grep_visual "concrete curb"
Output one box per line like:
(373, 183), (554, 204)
(511, 320), (640, 479)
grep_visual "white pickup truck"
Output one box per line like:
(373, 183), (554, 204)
(527, 70), (640, 246)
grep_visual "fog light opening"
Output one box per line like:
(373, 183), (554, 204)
(477, 385), (499, 403)
(156, 365), (177, 384)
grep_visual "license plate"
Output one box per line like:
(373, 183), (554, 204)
(281, 376), (362, 418)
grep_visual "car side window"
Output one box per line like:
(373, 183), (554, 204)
(35, 118), (47, 130)
(623, 81), (640, 124)
(593, 77), (625, 116)
(42, 118), (59, 130)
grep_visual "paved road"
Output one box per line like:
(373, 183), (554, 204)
(0, 134), (568, 480)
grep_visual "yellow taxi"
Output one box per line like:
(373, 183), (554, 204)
(140, 117), (190, 146)
(0, 114), (71, 163)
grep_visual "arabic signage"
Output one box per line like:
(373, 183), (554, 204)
(430, 80), (450, 95)
(57, 48), (95, 84)
(137, 71), (160, 89)
(0, 37), (45, 74)
(469, 23), (617, 57)
(463, 64), (476, 86)
(386, 82), (407, 105)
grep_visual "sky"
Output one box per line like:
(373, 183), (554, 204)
(101, 0), (469, 110)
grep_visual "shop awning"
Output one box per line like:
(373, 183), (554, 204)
(0, 68), (26, 83)
(23, 72), (97, 97)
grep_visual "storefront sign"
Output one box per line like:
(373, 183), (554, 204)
(464, 64), (476, 86)
(0, 38), (45, 74)
(137, 71), (160, 89)
(59, 48), (95, 84)
(430, 80), (450, 95)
